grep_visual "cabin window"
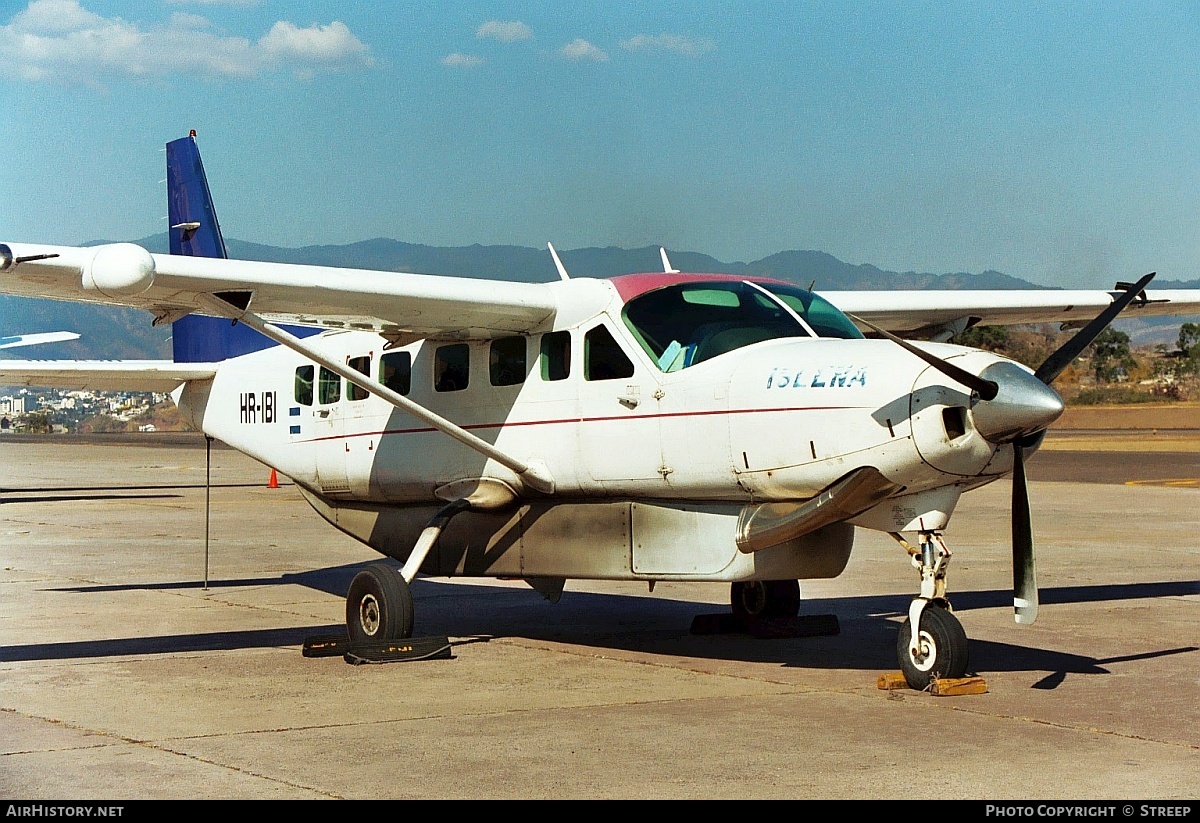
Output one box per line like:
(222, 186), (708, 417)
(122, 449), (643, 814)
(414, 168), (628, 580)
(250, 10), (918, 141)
(380, 351), (411, 395)
(540, 331), (571, 381)
(490, 336), (527, 387)
(318, 367), (341, 404)
(294, 365), (314, 406)
(435, 343), (470, 392)
(347, 355), (371, 401)
(584, 324), (635, 381)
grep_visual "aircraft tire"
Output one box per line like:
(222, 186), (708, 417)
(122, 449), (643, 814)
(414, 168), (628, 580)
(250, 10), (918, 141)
(896, 603), (969, 690)
(730, 579), (801, 621)
(346, 563), (415, 644)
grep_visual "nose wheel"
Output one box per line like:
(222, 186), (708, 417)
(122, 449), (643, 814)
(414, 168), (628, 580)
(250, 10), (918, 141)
(896, 600), (969, 689)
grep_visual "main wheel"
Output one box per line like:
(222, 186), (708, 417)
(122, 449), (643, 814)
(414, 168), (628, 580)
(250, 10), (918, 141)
(731, 579), (801, 621)
(346, 563), (414, 644)
(896, 603), (969, 690)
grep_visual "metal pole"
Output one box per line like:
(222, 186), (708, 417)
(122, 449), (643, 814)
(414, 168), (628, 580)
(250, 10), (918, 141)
(204, 434), (212, 591)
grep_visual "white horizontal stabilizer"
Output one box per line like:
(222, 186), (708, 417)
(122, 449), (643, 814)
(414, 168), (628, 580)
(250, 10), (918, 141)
(0, 360), (217, 392)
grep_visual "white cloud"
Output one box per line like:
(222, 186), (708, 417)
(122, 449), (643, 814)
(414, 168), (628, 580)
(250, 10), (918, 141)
(0, 0), (374, 86)
(476, 20), (532, 43)
(560, 38), (607, 62)
(441, 53), (484, 68)
(620, 33), (715, 57)
(258, 21), (371, 67)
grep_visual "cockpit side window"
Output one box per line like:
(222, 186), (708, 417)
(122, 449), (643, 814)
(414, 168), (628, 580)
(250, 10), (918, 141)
(584, 324), (635, 381)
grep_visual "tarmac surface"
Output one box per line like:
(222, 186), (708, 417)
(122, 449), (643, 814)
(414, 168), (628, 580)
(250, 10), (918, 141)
(0, 431), (1197, 799)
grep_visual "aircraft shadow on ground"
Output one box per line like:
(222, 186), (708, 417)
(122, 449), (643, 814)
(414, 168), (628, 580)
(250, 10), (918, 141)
(0, 483), (269, 493)
(0, 493), (185, 504)
(0, 482), (273, 505)
(8, 563), (1196, 687)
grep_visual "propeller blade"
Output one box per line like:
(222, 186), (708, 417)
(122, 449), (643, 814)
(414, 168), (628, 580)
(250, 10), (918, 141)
(1033, 272), (1156, 386)
(846, 314), (998, 400)
(1011, 443), (1038, 624)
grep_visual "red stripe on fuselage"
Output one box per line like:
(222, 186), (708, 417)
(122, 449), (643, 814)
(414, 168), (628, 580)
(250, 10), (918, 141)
(294, 404), (866, 444)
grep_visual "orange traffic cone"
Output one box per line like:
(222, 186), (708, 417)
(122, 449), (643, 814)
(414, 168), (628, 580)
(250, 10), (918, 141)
(268, 469), (279, 489)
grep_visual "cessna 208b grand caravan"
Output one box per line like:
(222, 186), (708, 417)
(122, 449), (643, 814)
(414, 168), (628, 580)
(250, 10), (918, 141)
(3, 134), (1199, 687)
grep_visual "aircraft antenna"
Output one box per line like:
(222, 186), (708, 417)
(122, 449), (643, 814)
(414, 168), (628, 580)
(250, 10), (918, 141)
(547, 243), (570, 281)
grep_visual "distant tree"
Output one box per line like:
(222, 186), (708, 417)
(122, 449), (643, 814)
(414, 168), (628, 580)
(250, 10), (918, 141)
(955, 323), (1064, 371)
(956, 325), (1010, 352)
(23, 411), (51, 434)
(1090, 328), (1136, 383)
(1178, 323), (1200, 360)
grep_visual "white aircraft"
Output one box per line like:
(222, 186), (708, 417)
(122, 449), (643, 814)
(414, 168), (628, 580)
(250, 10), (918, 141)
(3, 133), (1199, 686)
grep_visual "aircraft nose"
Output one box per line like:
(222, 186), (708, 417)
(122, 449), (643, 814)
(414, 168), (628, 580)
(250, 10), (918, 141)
(971, 361), (1064, 444)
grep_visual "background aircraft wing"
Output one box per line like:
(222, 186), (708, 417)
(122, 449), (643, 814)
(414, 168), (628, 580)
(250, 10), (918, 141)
(0, 360), (217, 392)
(0, 242), (564, 341)
(828, 287), (1200, 334)
(0, 331), (81, 350)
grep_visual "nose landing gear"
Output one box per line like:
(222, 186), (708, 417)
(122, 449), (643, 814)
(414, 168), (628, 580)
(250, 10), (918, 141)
(890, 531), (969, 690)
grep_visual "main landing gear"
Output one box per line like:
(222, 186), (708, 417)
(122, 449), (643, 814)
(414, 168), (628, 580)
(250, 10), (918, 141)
(346, 563), (414, 644)
(730, 579), (801, 622)
(345, 498), (473, 644)
(891, 531), (969, 690)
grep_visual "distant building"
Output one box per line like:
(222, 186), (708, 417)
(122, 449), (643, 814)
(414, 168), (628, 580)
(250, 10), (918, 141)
(0, 396), (25, 416)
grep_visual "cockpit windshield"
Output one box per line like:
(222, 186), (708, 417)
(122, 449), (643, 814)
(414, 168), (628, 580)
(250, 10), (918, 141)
(759, 283), (865, 341)
(621, 280), (864, 372)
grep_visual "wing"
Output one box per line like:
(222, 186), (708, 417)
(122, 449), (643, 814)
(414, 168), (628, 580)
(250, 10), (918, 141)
(0, 360), (217, 392)
(829, 287), (1200, 334)
(0, 242), (568, 341)
(0, 331), (80, 350)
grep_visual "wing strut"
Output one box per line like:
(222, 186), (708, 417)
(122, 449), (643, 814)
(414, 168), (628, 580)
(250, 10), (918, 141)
(194, 294), (555, 495)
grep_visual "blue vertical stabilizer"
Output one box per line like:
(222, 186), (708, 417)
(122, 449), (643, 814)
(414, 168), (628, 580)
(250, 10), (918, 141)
(167, 131), (318, 362)
(167, 132), (229, 260)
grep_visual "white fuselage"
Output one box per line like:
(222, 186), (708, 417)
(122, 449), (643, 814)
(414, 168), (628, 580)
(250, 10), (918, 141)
(173, 293), (1025, 584)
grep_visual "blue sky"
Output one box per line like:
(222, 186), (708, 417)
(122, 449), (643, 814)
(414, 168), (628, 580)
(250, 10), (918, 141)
(2, 1), (1199, 288)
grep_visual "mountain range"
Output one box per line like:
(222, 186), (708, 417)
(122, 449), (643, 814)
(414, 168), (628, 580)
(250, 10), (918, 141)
(2, 235), (1196, 360)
